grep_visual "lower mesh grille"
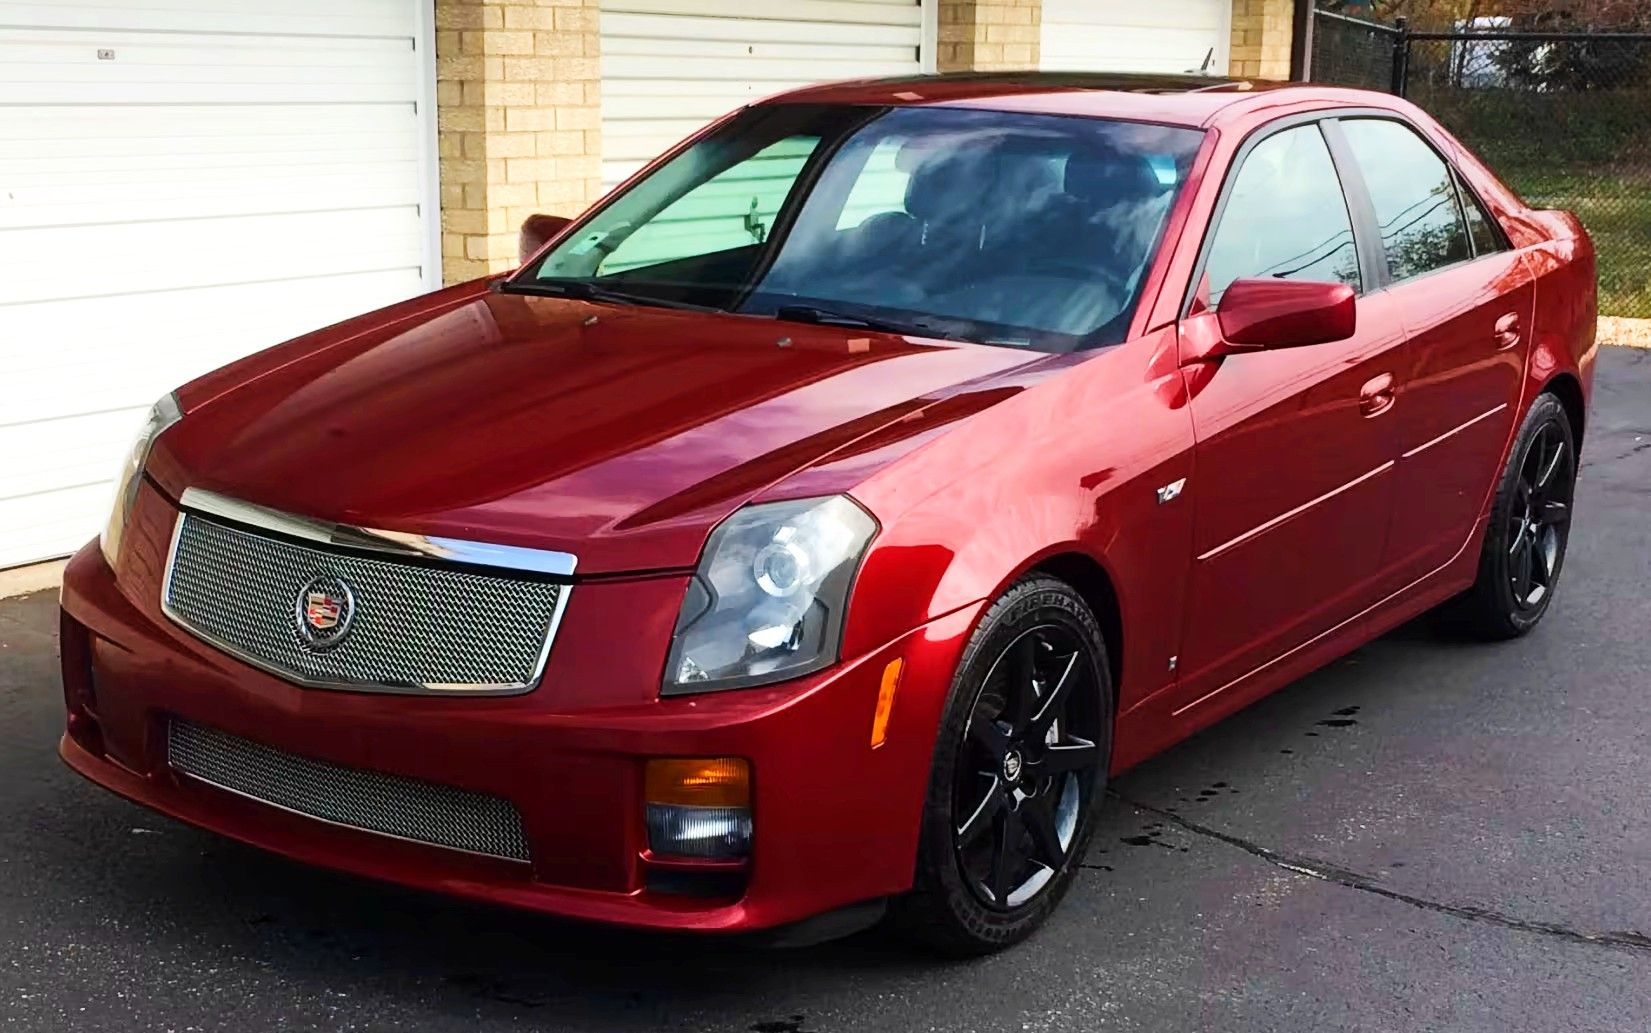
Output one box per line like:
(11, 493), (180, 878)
(168, 720), (530, 862)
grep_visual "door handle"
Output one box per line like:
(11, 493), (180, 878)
(1359, 372), (1396, 418)
(1494, 312), (1522, 350)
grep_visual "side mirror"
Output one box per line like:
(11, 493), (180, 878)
(518, 214), (573, 265)
(1216, 278), (1356, 351)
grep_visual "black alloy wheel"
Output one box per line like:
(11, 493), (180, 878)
(953, 624), (1102, 910)
(1441, 392), (1578, 639)
(1505, 418), (1574, 614)
(893, 576), (1112, 955)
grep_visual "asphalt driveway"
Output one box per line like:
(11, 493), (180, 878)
(2, 347), (1648, 1033)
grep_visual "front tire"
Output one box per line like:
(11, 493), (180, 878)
(892, 575), (1113, 956)
(1440, 393), (1578, 639)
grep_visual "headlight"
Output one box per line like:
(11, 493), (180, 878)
(99, 393), (183, 569)
(664, 495), (877, 694)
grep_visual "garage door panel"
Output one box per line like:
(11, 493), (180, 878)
(1, 132), (416, 168)
(1, 58), (412, 88)
(604, 0), (921, 27)
(0, 485), (114, 570)
(603, 11), (919, 47)
(603, 54), (917, 82)
(0, 31), (414, 65)
(2, 103), (420, 141)
(1043, 28), (1225, 73)
(0, 0), (433, 568)
(603, 37), (918, 64)
(600, 0), (926, 189)
(0, 269), (421, 386)
(1042, 0), (1225, 30)
(1040, 0), (1229, 76)
(0, 1), (412, 37)
(0, 209), (422, 309)
(0, 410), (149, 505)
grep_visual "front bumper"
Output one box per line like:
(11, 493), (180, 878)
(58, 487), (981, 933)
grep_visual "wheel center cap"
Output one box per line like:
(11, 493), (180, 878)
(1003, 750), (1024, 782)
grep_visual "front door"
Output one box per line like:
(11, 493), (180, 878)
(1173, 120), (1406, 712)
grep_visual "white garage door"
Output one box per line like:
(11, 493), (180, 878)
(600, 0), (932, 189)
(0, 0), (438, 569)
(1040, 0), (1230, 76)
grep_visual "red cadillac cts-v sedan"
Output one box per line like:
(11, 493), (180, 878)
(59, 73), (1596, 954)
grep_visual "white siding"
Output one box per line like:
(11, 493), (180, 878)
(0, 1), (436, 569)
(600, 0), (929, 188)
(1040, 0), (1230, 76)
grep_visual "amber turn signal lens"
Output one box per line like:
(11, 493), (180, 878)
(870, 658), (903, 748)
(644, 757), (751, 808)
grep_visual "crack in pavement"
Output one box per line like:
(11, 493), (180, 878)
(1111, 792), (1651, 957)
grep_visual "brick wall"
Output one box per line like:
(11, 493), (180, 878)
(937, 0), (1040, 72)
(1229, 0), (1295, 80)
(434, 0), (602, 284)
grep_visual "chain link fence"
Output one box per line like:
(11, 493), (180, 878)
(1307, 10), (1651, 317)
(1307, 9), (1402, 91)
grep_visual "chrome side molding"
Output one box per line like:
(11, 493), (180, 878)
(177, 487), (578, 578)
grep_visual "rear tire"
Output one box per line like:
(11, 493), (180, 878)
(891, 575), (1113, 956)
(1437, 393), (1577, 639)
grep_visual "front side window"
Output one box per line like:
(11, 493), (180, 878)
(521, 104), (1206, 352)
(1339, 118), (1472, 283)
(1204, 123), (1362, 305)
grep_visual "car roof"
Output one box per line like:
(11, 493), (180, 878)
(762, 72), (1397, 129)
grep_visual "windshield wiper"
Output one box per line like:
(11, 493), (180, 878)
(773, 304), (952, 339)
(497, 278), (712, 311)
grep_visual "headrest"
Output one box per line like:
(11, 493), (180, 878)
(904, 149), (1001, 221)
(1063, 150), (1163, 207)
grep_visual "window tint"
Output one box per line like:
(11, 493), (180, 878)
(1340, 119), (1472, 282)
(596, 137), (819, 274)
(1457, 174), (1505, 257)
(1205, 124), (1361, 304)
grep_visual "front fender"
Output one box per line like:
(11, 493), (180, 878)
(845, 331), (1197, 715)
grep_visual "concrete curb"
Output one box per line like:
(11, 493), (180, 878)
(0, 559), (66, 601)
(1600, 316), (1651, 350)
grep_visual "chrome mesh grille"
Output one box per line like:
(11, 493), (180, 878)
(168, 720), (530, 861)
(163, 513), (563, 691)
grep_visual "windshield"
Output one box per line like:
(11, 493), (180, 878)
(521, 104), (1205, 352)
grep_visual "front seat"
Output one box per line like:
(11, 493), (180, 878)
(1053, 149), (1170, 288)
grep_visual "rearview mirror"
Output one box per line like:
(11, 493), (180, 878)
(1216, 278), (1356, 351)
(519, 214), (573, 265)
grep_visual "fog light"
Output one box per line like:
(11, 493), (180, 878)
(644, 758), (752, 860)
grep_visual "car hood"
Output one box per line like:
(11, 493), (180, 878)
(151, 289), (1042, 574)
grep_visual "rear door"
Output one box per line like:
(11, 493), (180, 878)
(1332, 117), (1536, 588)
(1173, 119), (1407, 711)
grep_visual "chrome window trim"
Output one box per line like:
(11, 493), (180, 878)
(161, 492), (576, 697)
(177, 487), (578, 578)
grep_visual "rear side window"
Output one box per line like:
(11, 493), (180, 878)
(1339, 119), (1472, 282)
(1204, 124), (1362, 304)
(1456, 173), (1506, 257)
